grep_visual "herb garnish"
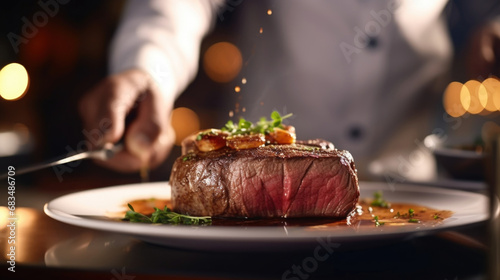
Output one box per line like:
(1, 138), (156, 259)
(124, 204), (211, 225)
(374, 215), (385, 227)
(408, 208), (415, 217)
(407, 208), (419, 222)
(196, 129), (222, 141)
(182, 154), (194, 162)
(394, 208), (420, 223)
(221, 111), (293, 135)
(370, 191), (391, 208)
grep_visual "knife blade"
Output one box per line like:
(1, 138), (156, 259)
(0, 142), (123, 179)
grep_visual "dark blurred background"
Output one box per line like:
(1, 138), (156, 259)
(0, 0), (243, 190)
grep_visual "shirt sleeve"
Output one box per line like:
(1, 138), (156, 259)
(109, 0), (223, 106)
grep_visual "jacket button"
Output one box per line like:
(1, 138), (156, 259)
(348, 126), (364, 140)
(367, 36), (378, 49)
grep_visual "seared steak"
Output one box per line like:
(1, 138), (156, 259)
(169, 139), (359, 218)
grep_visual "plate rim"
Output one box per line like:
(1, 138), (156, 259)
(43, 181), (498, 243)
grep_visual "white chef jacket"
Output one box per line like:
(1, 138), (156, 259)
(109, 0), (496, 179)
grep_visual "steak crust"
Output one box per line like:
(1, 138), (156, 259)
(169, 139), (359, 218)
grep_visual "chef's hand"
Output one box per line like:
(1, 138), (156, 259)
(466, 20), (500, 79)
(79, 69), (175, 172)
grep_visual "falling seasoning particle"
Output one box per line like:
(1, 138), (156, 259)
(229, 110), (234, 117)
(242, 107), (246, 112)
(235, 86), (241, 93)
(259, 27), (263, 34)
(267, 9), (272, 15)
(260, 101), (264, 106)
(242, 78), (247, 84)
(140, 165), (149, 182)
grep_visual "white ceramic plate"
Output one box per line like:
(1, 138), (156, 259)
(44, 181), (497, 251)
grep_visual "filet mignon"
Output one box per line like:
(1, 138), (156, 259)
(170, 138), (359, 219)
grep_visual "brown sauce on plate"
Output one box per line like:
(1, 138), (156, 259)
(123, 198), (453, 229)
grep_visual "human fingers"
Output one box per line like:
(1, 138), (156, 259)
(124, 86), (174, 171)
(79, 69), (165, 172)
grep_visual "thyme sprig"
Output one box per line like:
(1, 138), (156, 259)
(124, 204), (211, 225)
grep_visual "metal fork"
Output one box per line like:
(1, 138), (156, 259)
(0, 142), (123, 179)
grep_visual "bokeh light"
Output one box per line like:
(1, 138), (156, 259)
(463, 80), (484, 114)
(170, 107), (200, 146)
(444, 78), (500, 117)
(459, 83), (470, 112)
(0, 63), (29, 101)
(443, 81), (467, 117)
(203, 42), (242, 83)
(482, 77), (500, 111)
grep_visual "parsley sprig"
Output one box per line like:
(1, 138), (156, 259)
(124, 204), (211, 225)
(221, 111), (293, 135)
